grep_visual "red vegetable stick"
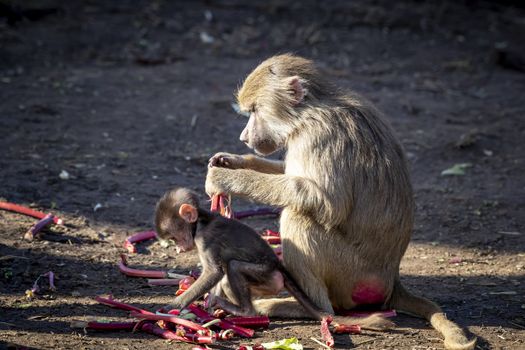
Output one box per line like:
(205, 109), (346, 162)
(187, 304), (254, 338)
(130, 312), (210, 334)
(124, 231), (157, 253)
(29, 271), (56, 295)
(140, 322), (181, 340)
(147, 278), (183, 286)
(127, 230), (157, 243)
(46, 271), (56, 291)
(210, 195), (221, 212)
(261, 236), (281, 245)
(333, 323), (361, 334)
(226, 316), (270, 329)
(0, 201), (63, 224)
(210, 194), (233, 218)
(219, 195), (226, 216)
(71, 320), (137, 330)
(140, 322), (214, 344)
(321, 315), (334, 348)
(24, 214), (55, 241)
(30, 275), (42, 294)
(118, 254), (167, 278)
(185, 332), (215, 344)
(264, 229), (280, 237)
(95, 295), (153, 315)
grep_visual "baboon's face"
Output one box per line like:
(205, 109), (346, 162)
(155, 188), (198, 253)
(239, 108), (281, 156)
(157, 216), (195, 253)
(236, 65), (307, 156)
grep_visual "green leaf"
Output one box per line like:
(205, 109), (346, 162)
(441, 163), (472, 176)
(261, 337), (303, 350)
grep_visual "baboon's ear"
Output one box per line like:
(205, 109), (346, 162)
(178, 204), (198, 223)
(285, 76), (307, 105)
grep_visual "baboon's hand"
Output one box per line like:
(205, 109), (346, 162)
(205, 166), (228, 197)
(208, 152), (245, 169)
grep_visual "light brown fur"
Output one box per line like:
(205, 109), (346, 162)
(205, 54), (475, 349)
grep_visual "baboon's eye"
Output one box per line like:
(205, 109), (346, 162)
(250, 105), (257, 117)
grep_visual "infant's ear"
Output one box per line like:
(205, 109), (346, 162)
(179, 204), (198, 223)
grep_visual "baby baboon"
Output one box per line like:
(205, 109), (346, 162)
(155, 187), (390, 330)
(205, 54), (475, 350)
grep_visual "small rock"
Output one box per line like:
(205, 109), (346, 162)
(455, 130), (478, 148)
(204, 10), (213, 21)
(449, 257), (462, 264)
(59, 170), (70, 180)
(93, 203), (103, 212)
(200, 31), (215, 44)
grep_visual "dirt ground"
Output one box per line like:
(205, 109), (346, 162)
(1, 1), (524, 349)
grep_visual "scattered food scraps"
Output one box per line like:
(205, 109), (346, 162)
(82, 296), (263, 344)
(26, 271), (56, 299)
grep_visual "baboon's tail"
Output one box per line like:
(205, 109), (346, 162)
(389, 280), (476, 350)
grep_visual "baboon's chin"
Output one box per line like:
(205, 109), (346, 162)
(254, 148), (276, 157)
(253, 141), (279, 156)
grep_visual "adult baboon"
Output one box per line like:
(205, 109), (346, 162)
(205, 54), (475, 350)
